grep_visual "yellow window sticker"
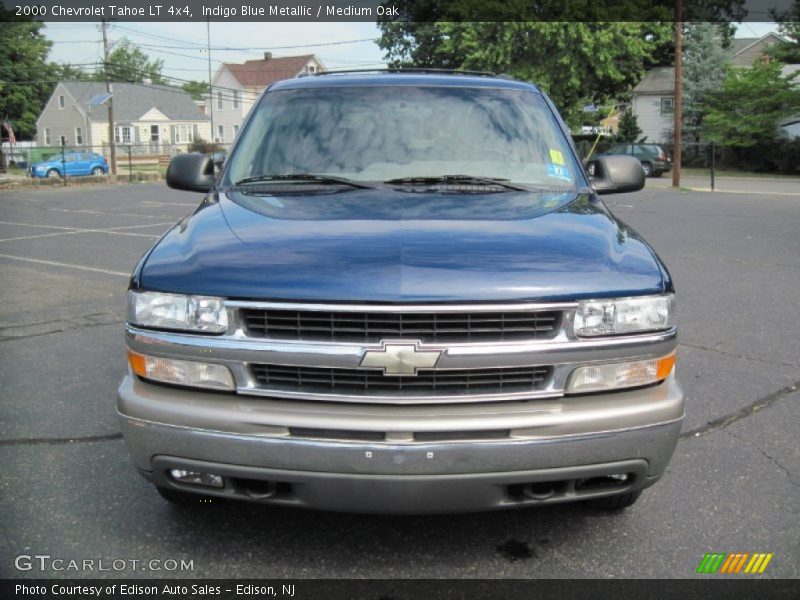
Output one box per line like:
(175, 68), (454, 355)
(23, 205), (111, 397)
(549, 149), (565, 165)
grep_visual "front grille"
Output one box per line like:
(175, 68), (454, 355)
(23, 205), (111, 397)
(250, 364), (552, 396)
(239, 308), (561, 343)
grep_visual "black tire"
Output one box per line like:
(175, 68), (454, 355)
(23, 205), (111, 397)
(641, 162), (653, 177)
(46, 168), (60, 178)
(156, 485), (209, 505)
(587, 490), (642, 510)
(92, 166), (104, 176)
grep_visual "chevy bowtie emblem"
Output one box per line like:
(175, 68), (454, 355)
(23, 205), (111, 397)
(359, 341), (443, 376)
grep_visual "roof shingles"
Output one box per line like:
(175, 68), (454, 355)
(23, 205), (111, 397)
(62, 81), (209, 122)
(223, 55), (315, 87)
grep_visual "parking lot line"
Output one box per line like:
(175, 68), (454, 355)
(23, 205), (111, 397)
(0, 253), (131, 277)
(0, 220), (175, 244)
(49, 208), (186, 219)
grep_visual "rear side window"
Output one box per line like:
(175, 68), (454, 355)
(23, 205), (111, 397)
(225, 86), (581, 189)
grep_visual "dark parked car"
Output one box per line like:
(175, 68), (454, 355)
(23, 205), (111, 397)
(120, 72), (682, 513)
(593, 143), (672, 177)
(30, 152), (108, 178)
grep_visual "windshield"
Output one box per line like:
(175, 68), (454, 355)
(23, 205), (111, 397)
(223, 85), (581, 190)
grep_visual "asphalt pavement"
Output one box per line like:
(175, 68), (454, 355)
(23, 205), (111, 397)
(0, 182), (798, 579)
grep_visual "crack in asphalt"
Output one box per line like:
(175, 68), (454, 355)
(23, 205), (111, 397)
(726, 429), (800, 490)
(0, 432), (123, 446)
(678, 342), (799, 369)
(0, 312), (124, 342)
(680, 380), (800, 439)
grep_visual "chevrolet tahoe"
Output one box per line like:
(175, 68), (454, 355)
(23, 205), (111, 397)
(118, 72), (683, 513)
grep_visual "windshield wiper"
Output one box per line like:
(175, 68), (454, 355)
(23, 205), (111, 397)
(233, 173), (377, 189)
(384, 175), (530, 192)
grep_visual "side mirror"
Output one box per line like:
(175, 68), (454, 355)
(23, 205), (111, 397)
(166, 153), (215, 193)
(585, 154), (645, 195)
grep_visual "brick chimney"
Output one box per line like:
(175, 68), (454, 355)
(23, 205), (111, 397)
(264, 52), (272, 60)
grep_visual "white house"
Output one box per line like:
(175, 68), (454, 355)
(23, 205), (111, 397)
(631, 32), (785, 143)
(36, 81), (211, 154)
(208, 53), (325, 143)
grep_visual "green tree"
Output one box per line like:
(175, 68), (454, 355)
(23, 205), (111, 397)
(181, 80), (208, 101)
(93, 38), (165, 84)
(616, 110), (642, 142)
(378, 21), (674, 125)
(0, 11), (55, 140)
(702, 61), (800, 147)
(769, 0), (800, 62)
(682, 23), (730, 145)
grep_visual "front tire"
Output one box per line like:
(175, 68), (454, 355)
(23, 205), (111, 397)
(46, 168), (60, 178)
(587, 490), (642, 510)
(92, 166), (104, 176)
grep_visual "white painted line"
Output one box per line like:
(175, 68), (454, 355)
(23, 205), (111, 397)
(142, 201), (198, 207)
(0, 220), (81, 231)
(103, 222), (176, 231)
(49, 208), (180, 219)
(0, 231), (82, 243)
(0, 253), (130, 277)
(0, 220), (172, 242)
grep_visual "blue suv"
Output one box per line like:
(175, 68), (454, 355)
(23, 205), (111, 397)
(120, 72), (683, 513)
(30, 152), (109, 178)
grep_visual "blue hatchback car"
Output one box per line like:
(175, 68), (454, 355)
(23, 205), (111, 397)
(30, 152), (109, 178)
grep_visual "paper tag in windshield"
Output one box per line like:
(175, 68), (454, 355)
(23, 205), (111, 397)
(549, 149), (565, 165)
(547, 164), (571, 181)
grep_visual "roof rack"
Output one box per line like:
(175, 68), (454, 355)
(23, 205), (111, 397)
(298, 68), (503, 79)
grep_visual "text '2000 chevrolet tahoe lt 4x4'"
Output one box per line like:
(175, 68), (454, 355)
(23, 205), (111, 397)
(119, 72), (683, 513)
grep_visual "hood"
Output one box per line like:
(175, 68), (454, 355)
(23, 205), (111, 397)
(138, 189), (666, 303)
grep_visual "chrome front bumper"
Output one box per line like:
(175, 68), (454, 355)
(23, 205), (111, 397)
(117, 374), (684, 513)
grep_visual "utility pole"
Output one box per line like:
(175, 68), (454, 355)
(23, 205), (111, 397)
(102, 20), (117, 175)
(672, 0), (682, 188)
(207, 17), (215, 149)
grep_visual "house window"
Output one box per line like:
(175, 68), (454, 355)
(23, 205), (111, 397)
(217, 125), (224, 142)
(217, 91), (223, 110)
(660, 97), (674, 115)
(59, 135), (67, 146)
(58, 95), (65, 109)
(150, 125), (160, 142)
(307, 65), (316, 74)
(232, 90), (239, 108)
(75, 127), (83, 145)
(233, 125), (239, 137)
(45, 128), (51, 145)
(174, 125), (194, 144)
(114, 126), (132, 144)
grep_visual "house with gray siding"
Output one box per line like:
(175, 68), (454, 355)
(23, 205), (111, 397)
(36, 81), (210, 154)
(631, 33), (785, 143)
(208, 53), (325, 143)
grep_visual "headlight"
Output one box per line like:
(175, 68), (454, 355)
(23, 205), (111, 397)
(128, 290), (228, 333)
(128, 351), (234, 390)
(567, 352), (675, 394)
(574, 294), (674, 337)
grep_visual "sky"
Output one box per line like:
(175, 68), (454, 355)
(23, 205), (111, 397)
(43, 21), (388, 82)
(43, 21), (780, 83)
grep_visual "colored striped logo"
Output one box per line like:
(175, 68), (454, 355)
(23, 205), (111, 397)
(696, 552), (774, 574)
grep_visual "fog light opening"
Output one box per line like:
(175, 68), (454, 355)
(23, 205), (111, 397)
(168, 469), (224, 489)
(575, 472), (632, 492)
